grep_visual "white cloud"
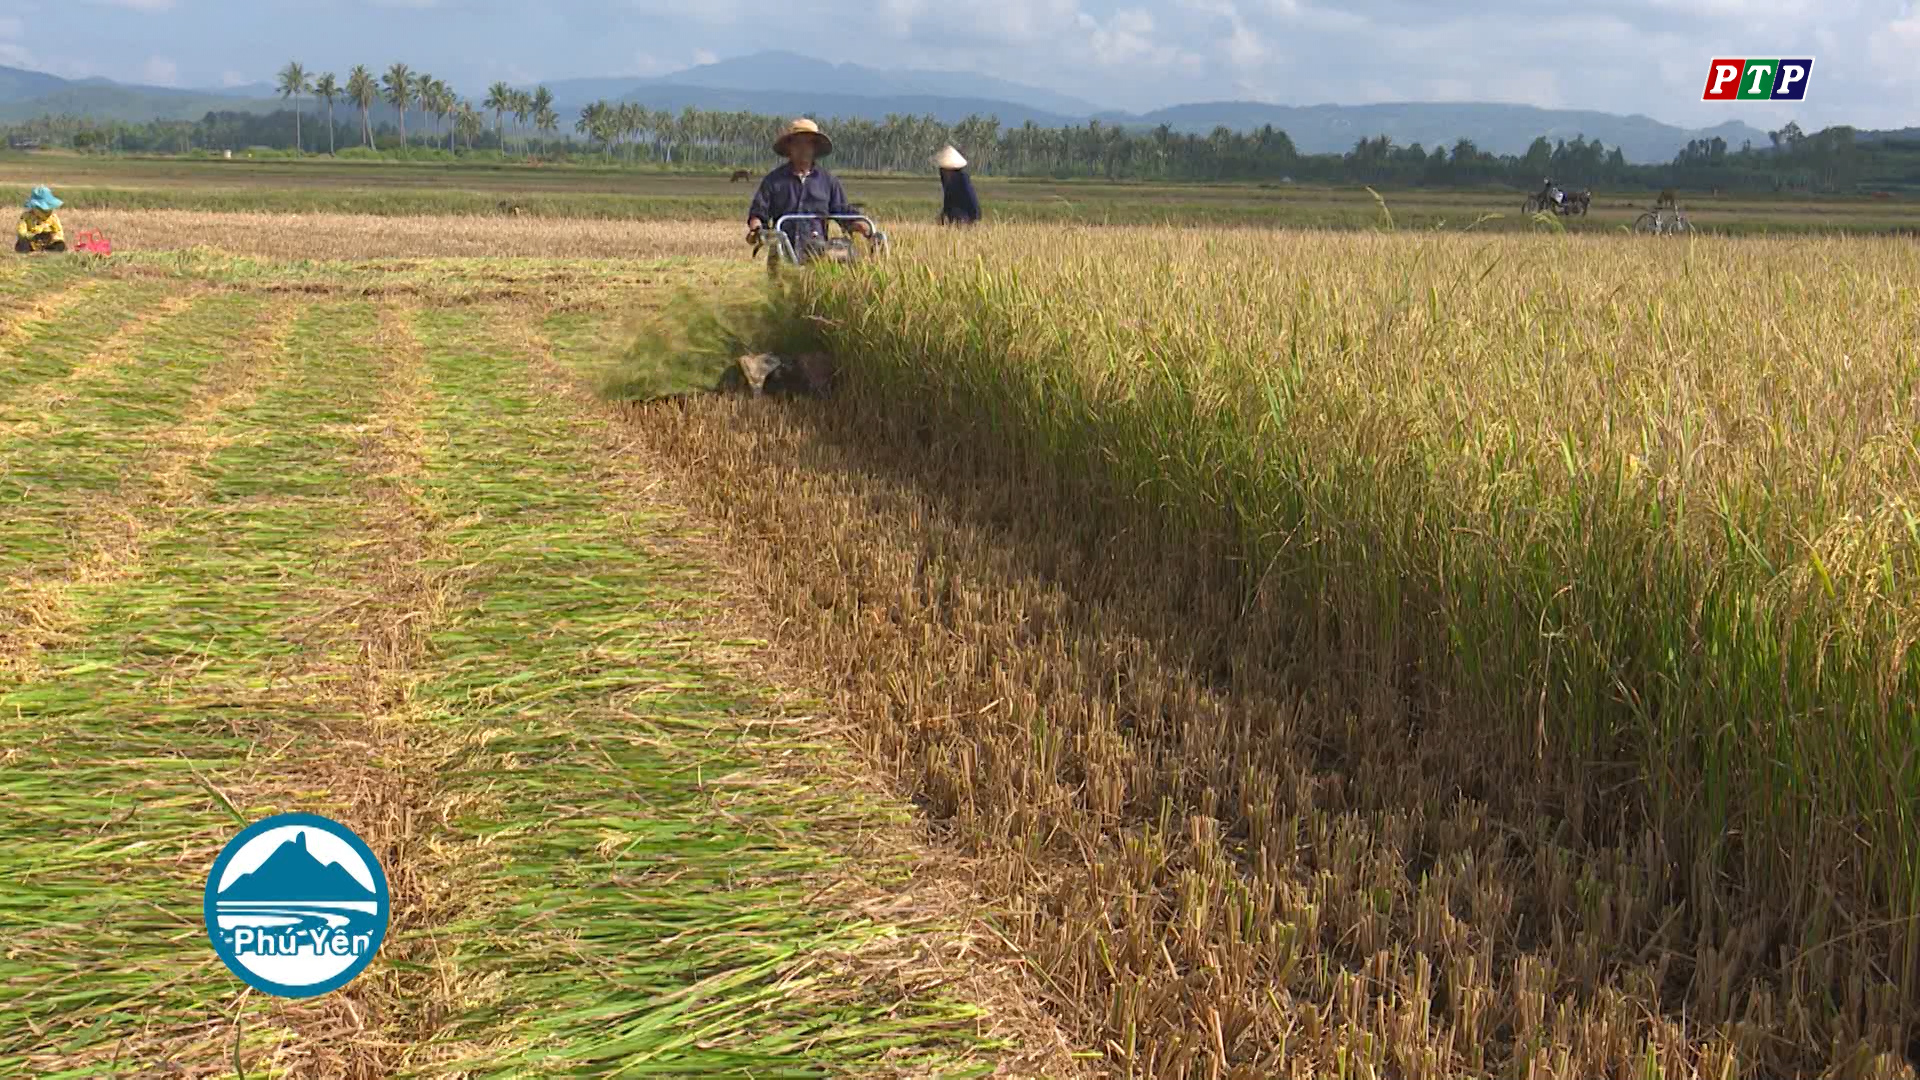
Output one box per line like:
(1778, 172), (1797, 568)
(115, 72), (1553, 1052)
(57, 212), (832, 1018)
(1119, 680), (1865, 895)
(220, 70), (248, 87)
(141, 56), (181, 86)
(1224, 18), (1268, 66)
(1076, 6), (1206, 72)
(1869, 12), (1920, 83)
(693, 48), (718, 65)
(11, 0), (1919, 132)
(628, 52), (669, 75)
(628, 0), (745, 25)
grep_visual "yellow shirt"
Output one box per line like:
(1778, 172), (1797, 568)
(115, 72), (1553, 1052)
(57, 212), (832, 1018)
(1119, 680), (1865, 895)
(18, 209), (62, 245)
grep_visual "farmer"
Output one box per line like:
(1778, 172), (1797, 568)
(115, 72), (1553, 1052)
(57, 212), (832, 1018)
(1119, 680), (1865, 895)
(745, 119), (870, 261)
(932, 145), (980, 225)
(16, 186), (65, 254)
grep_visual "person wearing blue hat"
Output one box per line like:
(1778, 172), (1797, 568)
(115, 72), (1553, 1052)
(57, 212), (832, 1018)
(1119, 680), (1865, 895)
(17, 186), (66, 254)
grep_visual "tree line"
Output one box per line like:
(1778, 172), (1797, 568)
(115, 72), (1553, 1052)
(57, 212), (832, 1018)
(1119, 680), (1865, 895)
(265, 61), (564, 155)
(6, 57), (1914, 195)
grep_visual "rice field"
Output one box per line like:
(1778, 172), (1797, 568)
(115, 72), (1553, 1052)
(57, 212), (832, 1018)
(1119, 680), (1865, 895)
(608, 224), (1920, 1078)
(0, 256), (1050, 1077)
(9, 155), (1920, 234)
(4, 183), (1919, 1080)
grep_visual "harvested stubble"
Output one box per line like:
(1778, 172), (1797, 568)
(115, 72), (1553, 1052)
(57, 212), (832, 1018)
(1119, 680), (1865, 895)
(392, 306), (999, 1077)
(72, 209), (746, 261)
(2, 253), (1015, 1078)
(22, 173), (1920, 234)
(1, 300), (405, 1076)
(604, 225), (1920, 1077)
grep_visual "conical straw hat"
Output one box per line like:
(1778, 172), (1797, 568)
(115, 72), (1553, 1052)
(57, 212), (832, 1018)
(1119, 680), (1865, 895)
(931, 145), (967, 170)
(774, 118), (833, 158)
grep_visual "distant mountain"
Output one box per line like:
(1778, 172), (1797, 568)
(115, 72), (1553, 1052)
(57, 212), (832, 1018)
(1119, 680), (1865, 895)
(0, 65), (75, 101)
(0, 65), (276, 124)
(203, 82), (278, 100)
(1108, 101), (1772, 164)
(0, 57), (1806, 164)
(218, 829), (375, 903)
(609, 84), (1077, 132)
(1859, 127), (1920, 144)
(621, 51), (1104, 119)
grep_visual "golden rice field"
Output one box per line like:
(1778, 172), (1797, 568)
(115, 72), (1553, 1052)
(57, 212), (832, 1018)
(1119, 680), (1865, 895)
(5, 188), (1919, 1079)
(616, 223), (1920, 1079)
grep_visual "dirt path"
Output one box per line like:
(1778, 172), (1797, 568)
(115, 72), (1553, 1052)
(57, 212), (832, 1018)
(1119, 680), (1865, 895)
(0, 260), (1048, 1077)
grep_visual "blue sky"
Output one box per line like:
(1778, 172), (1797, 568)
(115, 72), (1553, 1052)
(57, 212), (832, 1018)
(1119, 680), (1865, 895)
(7, 0), (1917, 129)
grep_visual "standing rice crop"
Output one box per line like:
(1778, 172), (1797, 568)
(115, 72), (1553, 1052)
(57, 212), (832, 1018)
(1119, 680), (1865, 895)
(764, 224), (1920, 1070)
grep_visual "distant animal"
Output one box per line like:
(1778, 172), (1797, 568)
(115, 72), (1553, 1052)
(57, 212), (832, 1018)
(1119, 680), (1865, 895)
(730, 170), (751, 183)
(497, 201), (526, 217)
(1871, 191), (1893, 200)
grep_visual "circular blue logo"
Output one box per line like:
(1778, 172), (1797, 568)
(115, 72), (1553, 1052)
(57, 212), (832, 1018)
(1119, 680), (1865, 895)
(204, 813), (390, 998)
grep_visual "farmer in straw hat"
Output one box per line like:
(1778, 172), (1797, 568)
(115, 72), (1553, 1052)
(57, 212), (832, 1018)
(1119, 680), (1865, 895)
(932, 145), (980, 226)
(746, 118), (870, 261)
(16, 186), (66, 254)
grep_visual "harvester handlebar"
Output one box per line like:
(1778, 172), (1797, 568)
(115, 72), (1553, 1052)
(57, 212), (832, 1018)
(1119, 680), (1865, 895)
(772, 213), (879, 236)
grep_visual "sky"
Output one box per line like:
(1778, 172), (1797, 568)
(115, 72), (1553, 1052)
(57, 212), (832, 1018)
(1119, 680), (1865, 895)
(3, 0), (1916, 130)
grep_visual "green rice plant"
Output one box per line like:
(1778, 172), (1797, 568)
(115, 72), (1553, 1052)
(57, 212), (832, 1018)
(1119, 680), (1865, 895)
(593, 281), (820, 402)
(398, 307), (992, 1075)
(0, 279), (171, 404)
(0, 301), (387, 1076)
(767, 224), (1920, 1063)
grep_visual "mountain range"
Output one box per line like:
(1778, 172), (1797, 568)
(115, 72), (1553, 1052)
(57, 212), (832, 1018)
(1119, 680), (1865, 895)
(0, 52), (1794, 163)
(217, 829), (377, 903)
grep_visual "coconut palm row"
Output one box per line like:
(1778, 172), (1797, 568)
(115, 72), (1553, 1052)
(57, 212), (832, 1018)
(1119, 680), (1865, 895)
(276, 61), (559, 154)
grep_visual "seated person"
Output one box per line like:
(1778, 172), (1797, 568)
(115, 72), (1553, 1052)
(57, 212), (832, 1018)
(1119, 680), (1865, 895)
(746, 119), (870, 261)
(17, 186), (65, 254)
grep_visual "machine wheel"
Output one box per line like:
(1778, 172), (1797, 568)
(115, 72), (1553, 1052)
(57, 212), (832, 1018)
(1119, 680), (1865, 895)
(1633, 212), (1659, 234)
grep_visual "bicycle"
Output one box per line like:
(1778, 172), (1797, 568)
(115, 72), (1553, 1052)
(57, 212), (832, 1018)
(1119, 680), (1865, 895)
(1633, 204), (1692, 236)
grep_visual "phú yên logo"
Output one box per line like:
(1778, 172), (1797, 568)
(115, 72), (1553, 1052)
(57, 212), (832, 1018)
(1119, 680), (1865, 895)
(1702, 58), (1814, 101)
(204, 813), (390, 998)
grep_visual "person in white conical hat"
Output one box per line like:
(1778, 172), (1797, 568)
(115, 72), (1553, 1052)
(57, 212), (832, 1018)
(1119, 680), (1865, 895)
(932, 145), (980, 226)
(746, 118), (869, 258)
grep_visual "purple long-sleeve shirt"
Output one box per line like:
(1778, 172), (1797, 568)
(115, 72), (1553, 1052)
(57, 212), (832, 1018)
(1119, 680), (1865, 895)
(747, 162), (854, 241)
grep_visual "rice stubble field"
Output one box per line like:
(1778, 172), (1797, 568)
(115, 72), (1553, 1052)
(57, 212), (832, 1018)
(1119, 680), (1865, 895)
(0, 254), (1074, 1077)
(644, 224), (1920, 1080)
(3, 184), (1919, 1080)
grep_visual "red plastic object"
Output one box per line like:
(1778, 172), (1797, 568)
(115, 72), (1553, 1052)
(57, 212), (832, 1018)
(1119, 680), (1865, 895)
(71, 229), (112, 255)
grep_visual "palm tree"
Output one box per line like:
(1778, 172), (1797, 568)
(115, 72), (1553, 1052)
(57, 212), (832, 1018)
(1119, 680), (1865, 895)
(456, 101), (483, 152)
(346, 66), (377, 149)
(277, 61), (310, 152)
(577, 102), (607, 151)
(382, 63), (413, 147)
(420, 79), (444, 145)
(428, 79), (453, 149)
(510, 90), (533, 155)
(411, 71), (434, 141)
(313, 73), (339, 155)
(533, 86), (556, 154)
(484, 82), (511, 150)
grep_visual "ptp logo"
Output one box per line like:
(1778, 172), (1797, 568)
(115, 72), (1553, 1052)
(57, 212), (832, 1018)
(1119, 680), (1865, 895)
(1703, 58), (1813, 101)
